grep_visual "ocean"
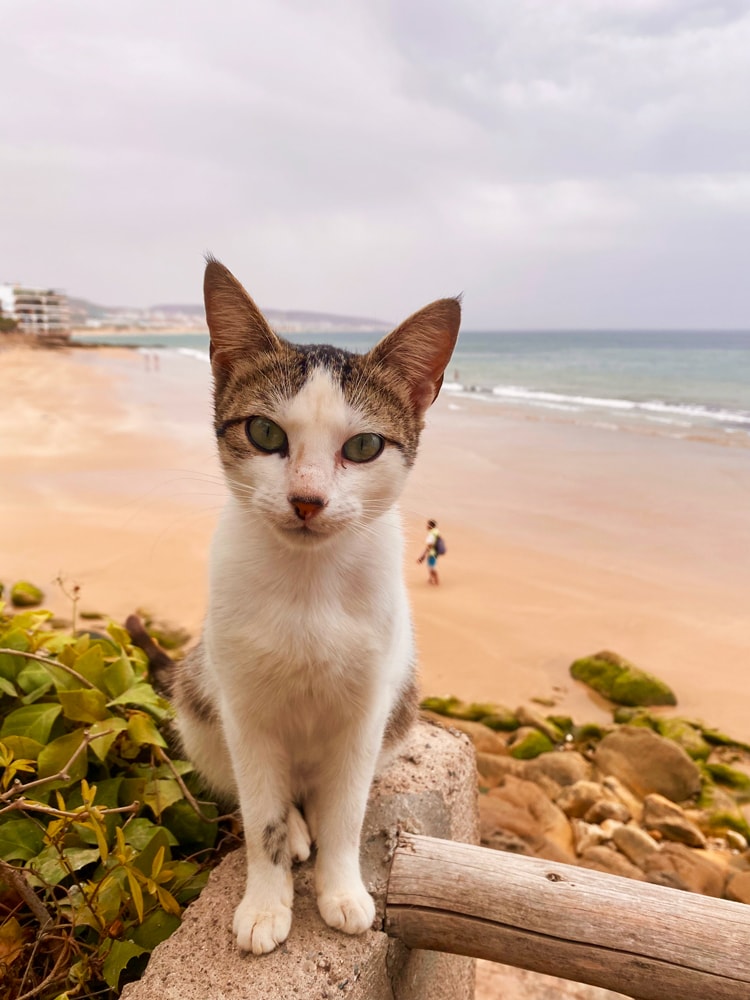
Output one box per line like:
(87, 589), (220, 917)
(73, 329), (750, 447)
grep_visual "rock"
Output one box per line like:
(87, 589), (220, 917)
(642, 794), (707, 848)
(570, 650), (676, 706)
(478, 708), (520, 732)
(515, 706), (563, 743)
(595, 726), (701, 801)
(524, 750), (592, 787)
(579, 845), (646, 881)
(611, 825), (660, 869)
(10, 580), (44, 607)
(556, 780), (607, 819)
(476, 752), (523, 788)
(726, 871), (750, 904)
(600, 776), (644, 822)
(481, 775), (575, 862)
(571, 820), (609, 856)
(421, 711), (508, 754)
(643, 843), (726, 897)
(584, 799), (631, 825)
(725, 829), (748, 851)
(655, 718), (711, 761)
(508, 728), (555, 760)
(705, 762), (750, 795)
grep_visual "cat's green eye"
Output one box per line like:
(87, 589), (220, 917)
(342, 433), (384, 463)
(246, 416), (287, 454)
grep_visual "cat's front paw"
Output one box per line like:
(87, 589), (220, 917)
(233, 897), (292, 955)
(318, 885), (376, 936)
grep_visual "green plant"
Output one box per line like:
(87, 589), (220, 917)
(0, 604), (234, 998)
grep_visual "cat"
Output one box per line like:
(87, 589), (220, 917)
(171, 258), (460, 955)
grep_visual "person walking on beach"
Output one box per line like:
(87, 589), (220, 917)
(417, 519), (443, 586)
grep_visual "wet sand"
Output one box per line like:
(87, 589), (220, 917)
(2, 345), (749, 739)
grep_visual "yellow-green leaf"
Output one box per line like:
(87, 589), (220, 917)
(37, 729), (87, 784)
(59, 688), (109, 723)
(0, 703), (62, 743)
(88, 717), (128, 761)
(70, 645), (105, 689)
(127, 712), (167, 748)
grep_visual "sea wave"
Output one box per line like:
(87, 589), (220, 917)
(443, 383), (750, 429)
(177, 347), (211, 364)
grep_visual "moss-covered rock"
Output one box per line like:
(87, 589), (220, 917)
(509, 729), (555, 760)
(420, 695), (465, 717)
(656, 718), (711, 761)
(613, 706), (657, 728)
(478, 709), (520, 732)
(704, 762), (750, 796)
(10, 580), (44, 607)
(570, 650), (676, 707)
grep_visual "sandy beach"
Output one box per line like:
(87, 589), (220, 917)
(2, 344), (749, 741)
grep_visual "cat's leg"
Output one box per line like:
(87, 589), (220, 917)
(226, 727), (295, 955)
(313, 732), (379, 935)
(288, 804), (312, 862)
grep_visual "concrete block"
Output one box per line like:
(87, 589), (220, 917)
(122, 720), (478, 1000)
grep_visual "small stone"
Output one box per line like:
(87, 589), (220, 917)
(642, 793), (707, 848)
(571, 819), (608, 856)
(556, 780), (606, 819)
(725, 829), (748, 852)
(584, 799), (631, 825)
(611, 825), (660, 869)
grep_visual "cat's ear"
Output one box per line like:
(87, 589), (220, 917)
(369, 297), (461, 414)
(204, 257), (281, 370)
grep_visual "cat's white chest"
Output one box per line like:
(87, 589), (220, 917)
(205, 499), (409, 703)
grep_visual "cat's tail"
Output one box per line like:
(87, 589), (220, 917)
(125, 613), (175, 699)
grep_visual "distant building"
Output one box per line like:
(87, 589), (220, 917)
(0, 283), (71, 338)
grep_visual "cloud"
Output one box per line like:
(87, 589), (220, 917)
(1, 0), (749, 327)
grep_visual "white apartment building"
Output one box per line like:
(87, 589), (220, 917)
(0, 283), (71, 336)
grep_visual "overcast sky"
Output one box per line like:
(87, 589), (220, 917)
(2, 0), (749, 329)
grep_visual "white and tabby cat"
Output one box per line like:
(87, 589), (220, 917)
(173, 259), (460, 955)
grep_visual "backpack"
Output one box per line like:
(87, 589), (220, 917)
(434, 533), (446, 556)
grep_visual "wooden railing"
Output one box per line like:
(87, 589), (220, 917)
(385, 834), (750, 1000)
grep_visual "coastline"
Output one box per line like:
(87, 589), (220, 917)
(3, 343), (750, 741)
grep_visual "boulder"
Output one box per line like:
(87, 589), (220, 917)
(476, 752), (523, 788)
(643, 843), (726, 897)
(524, 751), (592, 788)
(579, 845), (646, 881)
(726, 871), (750, 904)
(508, 728), (555, 760)
(10, 580), (44, 607)
(480, 775), (575, 862)
(570, 650), (676, 706)
(642, 794), (707, 848)
(421, 711), (508, 754)
(594, 726), (701, 801)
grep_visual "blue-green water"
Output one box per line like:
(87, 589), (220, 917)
(73, 330), (750, 444)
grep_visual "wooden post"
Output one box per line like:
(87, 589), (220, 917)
(385, 834), (750, 1000)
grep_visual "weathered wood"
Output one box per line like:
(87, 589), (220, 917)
(385, 834), (750, 1000)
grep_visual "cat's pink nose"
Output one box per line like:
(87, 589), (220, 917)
(290, 496), (326, 521)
